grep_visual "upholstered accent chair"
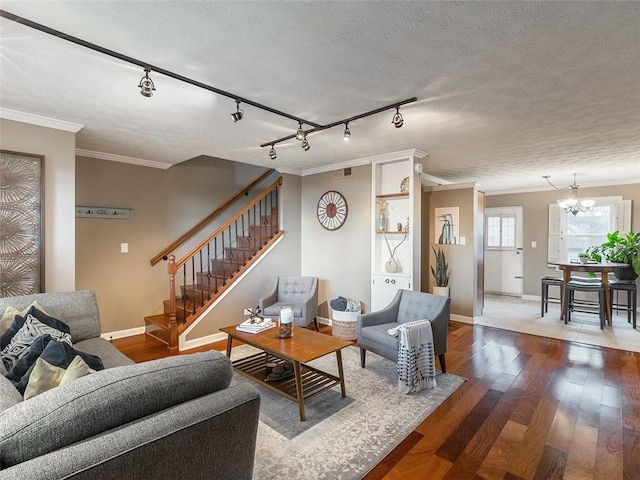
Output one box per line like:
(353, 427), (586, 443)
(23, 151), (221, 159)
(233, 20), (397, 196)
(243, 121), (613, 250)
(357, 289), (450, 373)
(258, 276), (319, 330)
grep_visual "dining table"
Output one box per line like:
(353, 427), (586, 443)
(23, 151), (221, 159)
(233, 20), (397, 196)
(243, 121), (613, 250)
(548, 260), (629, 325)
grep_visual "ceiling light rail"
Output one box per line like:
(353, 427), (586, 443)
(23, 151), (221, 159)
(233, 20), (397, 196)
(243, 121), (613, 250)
(0, 10), (417, 157)
(258, 97), (417, 148)
(0, 9), (323, 129)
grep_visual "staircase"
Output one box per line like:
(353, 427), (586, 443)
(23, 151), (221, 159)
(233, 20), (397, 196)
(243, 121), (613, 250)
(144, 176), (283, 351)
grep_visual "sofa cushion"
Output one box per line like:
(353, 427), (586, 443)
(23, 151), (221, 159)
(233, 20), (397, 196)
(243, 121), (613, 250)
(0, 291), (101, 344)
(0, 350), (233, 467)
(1, 315), (72, 371)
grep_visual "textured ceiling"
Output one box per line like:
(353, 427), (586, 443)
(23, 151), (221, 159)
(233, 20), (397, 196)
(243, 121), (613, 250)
(0, 1), (639, 193)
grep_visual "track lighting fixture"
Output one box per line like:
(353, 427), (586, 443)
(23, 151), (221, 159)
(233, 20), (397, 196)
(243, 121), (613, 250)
(0, 11), (418, 158)
(391, 106), (403, 128)
(231, 100), (244, 122)
(268, 144), (277, 160)
(343, 123), (351, 142)
(301, 135), (311, 151)
(138, 68), (156, 97)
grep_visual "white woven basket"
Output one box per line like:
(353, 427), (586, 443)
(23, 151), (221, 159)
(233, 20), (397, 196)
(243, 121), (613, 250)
(331, 309), (361, 340)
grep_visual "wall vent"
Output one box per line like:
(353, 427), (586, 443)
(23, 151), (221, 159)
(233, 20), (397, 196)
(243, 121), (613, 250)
(334, 167), (352, 179)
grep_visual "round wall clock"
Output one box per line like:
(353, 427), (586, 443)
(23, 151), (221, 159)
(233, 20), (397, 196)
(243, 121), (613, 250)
(317, 190), (348, 231)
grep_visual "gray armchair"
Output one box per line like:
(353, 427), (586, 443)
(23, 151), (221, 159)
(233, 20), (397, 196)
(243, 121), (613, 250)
(258, 276), (319, 330)
(357, 289), (450, 373)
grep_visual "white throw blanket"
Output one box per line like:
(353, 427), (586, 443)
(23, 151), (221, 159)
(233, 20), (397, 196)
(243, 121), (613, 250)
(388, 319), (437, 394)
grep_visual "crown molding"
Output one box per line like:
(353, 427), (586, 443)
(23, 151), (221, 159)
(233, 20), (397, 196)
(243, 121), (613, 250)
(276, 166), (303, 176)
(301, 149), (428, 177)
(0, 108), (84, 133)
(301, 156), (370, 177)
(423, 182), (479, 192)
(75, 149), (171, 169)
(486, 178), (640, 196)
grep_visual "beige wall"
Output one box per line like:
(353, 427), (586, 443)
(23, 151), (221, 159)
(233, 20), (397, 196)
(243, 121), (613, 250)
(422, 185), (481, 318)
(301, 166), (372, 316)
(0, 119), (76, 292)
(486, 183), (640, 297)
(75, 155), (287, 335)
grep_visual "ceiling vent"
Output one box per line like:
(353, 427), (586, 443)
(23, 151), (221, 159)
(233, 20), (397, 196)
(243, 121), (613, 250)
(334, 167), (352, 179)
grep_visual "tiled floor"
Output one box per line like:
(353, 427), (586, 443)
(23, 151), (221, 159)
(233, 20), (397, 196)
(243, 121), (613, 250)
(479, 294), (639, 353)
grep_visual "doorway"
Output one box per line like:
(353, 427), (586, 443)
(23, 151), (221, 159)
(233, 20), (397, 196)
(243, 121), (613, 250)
(484, 206), (523, 296)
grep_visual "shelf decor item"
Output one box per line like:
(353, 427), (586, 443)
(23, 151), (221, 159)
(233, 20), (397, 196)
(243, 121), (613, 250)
(278, 306), (293, 338)
(376, 199), (388, 232)
(384, 219), (409, 273)
(431, 245), (451, 296)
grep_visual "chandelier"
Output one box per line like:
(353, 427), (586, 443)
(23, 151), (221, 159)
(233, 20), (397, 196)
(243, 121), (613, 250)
(543, 173), (595, 216)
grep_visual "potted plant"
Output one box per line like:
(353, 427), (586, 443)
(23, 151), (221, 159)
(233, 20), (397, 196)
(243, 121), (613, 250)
(431, 245), (451, 296)
(586, 231), (640, 280)
(577, 252), (589, 264)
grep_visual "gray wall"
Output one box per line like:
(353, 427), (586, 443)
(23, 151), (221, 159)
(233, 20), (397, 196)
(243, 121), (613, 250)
(486, 183), (640, 297)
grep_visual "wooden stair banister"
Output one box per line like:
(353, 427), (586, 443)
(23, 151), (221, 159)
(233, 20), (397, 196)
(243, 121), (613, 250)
(174, 176), (282, 270)
(145, 176), (283, 351)
(149, 168), (276, 266)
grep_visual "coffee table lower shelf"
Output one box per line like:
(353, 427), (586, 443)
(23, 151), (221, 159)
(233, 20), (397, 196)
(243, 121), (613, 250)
(232, 352), (342, 420)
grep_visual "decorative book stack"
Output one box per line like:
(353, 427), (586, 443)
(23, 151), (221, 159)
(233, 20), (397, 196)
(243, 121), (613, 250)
(236, 317), (275, 334)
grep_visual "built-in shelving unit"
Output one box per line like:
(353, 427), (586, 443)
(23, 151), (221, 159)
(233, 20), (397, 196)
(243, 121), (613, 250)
(370, 150), (426, 311)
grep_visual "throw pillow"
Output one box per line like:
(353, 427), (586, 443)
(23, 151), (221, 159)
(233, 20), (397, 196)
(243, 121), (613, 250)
(0, 301), (48, 337)
(0, 303), (62, 350)
(24, 355), (93, 400)
(26, 305), (71, 335)
(11, 337), (104, 395)
(4, 334), (54, 385)
(1, 315), (72, 372)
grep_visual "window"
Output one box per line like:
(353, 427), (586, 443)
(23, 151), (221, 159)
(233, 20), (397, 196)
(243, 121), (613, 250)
(487, 214), (516, 248)
(565, 205), (612, 259)
(548, 198), (631, 262)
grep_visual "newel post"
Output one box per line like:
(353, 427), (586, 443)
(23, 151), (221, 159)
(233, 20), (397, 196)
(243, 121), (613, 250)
(167, 255), (179, 353)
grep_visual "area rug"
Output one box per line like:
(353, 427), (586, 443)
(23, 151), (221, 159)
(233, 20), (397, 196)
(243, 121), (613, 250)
(229, 345), (465, 480)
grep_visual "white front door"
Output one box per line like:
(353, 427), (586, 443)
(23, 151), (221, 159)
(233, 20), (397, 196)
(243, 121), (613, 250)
(484, 207), (524, 296)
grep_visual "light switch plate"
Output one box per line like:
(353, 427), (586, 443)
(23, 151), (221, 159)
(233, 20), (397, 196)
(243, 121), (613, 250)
(120, 243), (128, 253)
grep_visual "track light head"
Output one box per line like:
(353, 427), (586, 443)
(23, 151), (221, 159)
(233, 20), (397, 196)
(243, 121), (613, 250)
(138, 68), (156, 97)
(343, 123), (351, 142)
(295, 123), (305, 141)
(231, 100), (244, 122)
(391, 107), (403, 128)
(268, 144), (277, 160)
(301, 135), (310, 151)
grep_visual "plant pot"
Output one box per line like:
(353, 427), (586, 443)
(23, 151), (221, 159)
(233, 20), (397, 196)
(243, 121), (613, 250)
(614, 266), (638, 281)
(433, 286), (450, 297)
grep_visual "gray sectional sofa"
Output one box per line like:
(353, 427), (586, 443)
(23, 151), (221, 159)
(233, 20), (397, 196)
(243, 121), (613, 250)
(0, 291), (261, 480)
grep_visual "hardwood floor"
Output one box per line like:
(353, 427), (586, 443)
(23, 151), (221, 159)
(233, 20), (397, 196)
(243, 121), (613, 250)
(111, 322), (639, 480)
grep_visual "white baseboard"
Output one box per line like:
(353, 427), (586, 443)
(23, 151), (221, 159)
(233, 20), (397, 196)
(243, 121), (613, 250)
(450, 313), (477, 324)
(317, 315), (332, 326)
(181, 331), (228, 351)
(100, 326), (145, 341)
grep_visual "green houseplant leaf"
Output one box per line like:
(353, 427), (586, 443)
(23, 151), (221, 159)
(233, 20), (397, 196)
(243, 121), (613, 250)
(430, 245), (451, 287)
(586, 230), (640, 275)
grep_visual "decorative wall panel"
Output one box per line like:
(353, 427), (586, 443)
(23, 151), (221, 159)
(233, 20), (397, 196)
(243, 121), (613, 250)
(0, 150), (44, 296)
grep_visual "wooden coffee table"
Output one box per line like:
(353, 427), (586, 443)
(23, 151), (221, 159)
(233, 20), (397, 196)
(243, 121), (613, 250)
(220, 325), (352, 421)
